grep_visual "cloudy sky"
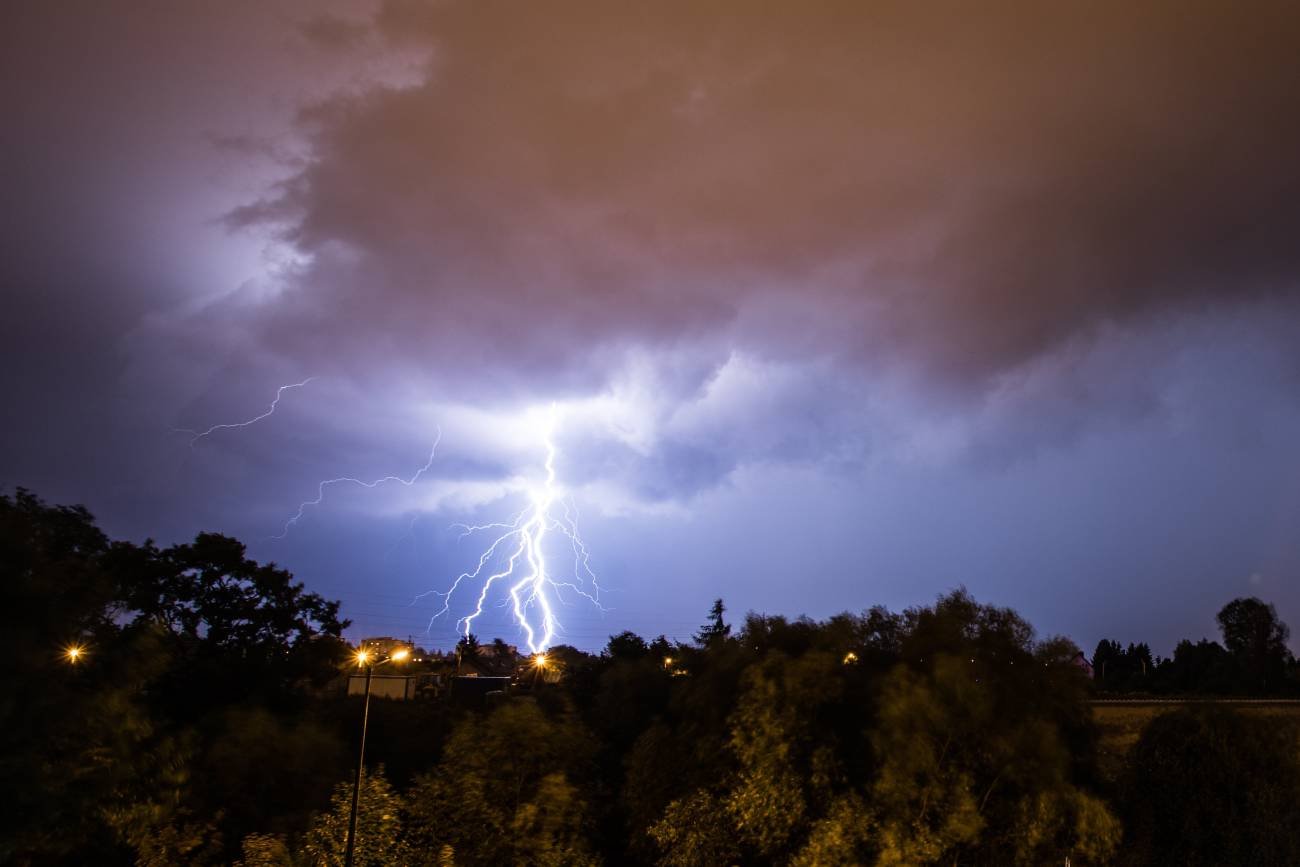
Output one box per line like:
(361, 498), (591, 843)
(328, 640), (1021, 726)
(4, 0), (1299, 654)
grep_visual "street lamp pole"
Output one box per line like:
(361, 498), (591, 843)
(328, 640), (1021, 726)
(344, 659), (374, 867)
(343, 647), (408, 867)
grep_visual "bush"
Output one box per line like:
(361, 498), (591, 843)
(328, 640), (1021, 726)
(1120, 708), (1300, 866)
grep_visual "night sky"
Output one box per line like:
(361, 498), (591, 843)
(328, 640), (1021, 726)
(4, 1), (1299, 654)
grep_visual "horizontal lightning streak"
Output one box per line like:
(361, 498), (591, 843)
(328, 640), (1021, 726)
(274, 427), (442, 539)
(173, 377), (316, 446)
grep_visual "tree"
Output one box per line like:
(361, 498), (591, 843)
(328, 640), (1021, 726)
(0, 489), (163, 863)
(604, 630), (649, 661)
(509, 772), (601, 867)
(456, 632), (482, 671)
(1216, 597), (1292, 693)
(198, 707), (346, 846)
(1092, 639), (1124, 688)
(234, 833), (294, 866)
(643, 590), (1116, 866)
(694, 598), (732, 647)
(648, 634), (673, 661)
(1, 490), (353, 863)
(1127, 642), (1154, 680)
(1120, 708), (1300, 865)
(1162, 639), (1234, 694)
(867, 654), (1119, 865)
(724, 651), (845, 860)
(405, 701), (596, 865)
(301, 766), (410, 867)
(592, 649), (672, 751)
(106, 531), (351, 721)
(489, 635), (514, 658)
(647, 791), (740, 867)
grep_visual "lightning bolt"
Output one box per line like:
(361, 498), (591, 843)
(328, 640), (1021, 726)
(174, 377), (317, 446)
(424, 405), (605, 654)
(274, 428), (442, 539)
(175, 381), (599, 652)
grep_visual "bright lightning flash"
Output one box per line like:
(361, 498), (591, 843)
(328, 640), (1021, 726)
(426, 405), (604, 654)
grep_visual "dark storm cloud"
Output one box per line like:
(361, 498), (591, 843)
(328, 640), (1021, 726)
(298, 12), (374, 50)
(0, 0), (396, 515)
(220, 0), (1300, 397)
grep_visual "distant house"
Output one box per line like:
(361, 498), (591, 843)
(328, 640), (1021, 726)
(348, 673), (418, 700)
(1071, 651), (1095, 679)
(346, 671), (443, 700)
(478, 642), (519, 659)
(359, 636), (416, 658)
(455, 657), (495, 678)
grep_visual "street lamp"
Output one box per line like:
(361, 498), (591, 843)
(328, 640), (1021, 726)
(344, 646), (409, 867)
(63, 644), (85, 664)
(531, 652), (549, 687)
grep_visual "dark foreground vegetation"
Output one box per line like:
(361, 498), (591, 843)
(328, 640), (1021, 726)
(5, 488), (1300, 866)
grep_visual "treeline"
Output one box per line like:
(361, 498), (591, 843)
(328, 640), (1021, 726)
(5, 488), (1300, 865)
(1092, 598), (1298, 695)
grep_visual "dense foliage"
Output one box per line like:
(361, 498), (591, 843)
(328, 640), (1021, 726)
(4, 488), (1298, 865)
(1, 489), (350, 865)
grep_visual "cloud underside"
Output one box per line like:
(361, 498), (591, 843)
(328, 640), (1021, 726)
(216, 0), (1300, 400)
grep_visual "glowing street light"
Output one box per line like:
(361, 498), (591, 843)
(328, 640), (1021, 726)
(527, 652), (550, 687)
(344, 646), (409, 867)
(63, 645), (85, 664)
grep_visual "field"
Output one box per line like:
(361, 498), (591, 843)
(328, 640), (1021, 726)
(1092, 700), (1300, 784)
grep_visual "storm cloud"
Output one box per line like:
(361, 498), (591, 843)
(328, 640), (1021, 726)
(215, 1), (1300, 389)
(4, 0), (1299, 651)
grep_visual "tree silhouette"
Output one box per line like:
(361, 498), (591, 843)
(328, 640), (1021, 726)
(604, 630), (649, 661)
(1217, 597), (1292, 693)
(456, 632), (482, 673)
(694, 598), (732, 647)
